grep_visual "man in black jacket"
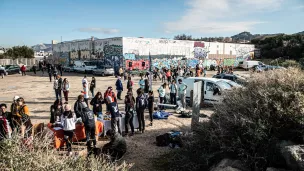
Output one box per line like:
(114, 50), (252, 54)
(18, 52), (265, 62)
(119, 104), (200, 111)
(81, 107), (96, 157)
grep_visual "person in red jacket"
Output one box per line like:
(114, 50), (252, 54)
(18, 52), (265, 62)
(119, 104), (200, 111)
(20, 65), (26, 76)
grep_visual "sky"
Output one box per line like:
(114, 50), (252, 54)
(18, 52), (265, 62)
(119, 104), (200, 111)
(0, 0), (303, 47)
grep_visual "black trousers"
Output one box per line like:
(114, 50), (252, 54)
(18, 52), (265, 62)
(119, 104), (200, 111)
(64, 130), (74, 152)
(22, 71), (26, 76)
(170, 93), (177, 105)
(125, 111), (134, 134)
(48, 73), (52, 82)
(159, 97), (164, 110)
(149, 108), (153, 123)
(85, 126), (96, 155)
(137, 109), (145, 131)
(117, 90), (122, 100)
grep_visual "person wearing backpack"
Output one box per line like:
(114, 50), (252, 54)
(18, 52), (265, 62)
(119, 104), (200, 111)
(136, 88), (146, 133)
(106, 96), (121, 135)
(81, 107), (97, 157)
(147, 90), (154, 126)
(61, 104), (77, 156)
(169, 80), (178, 105)
(124, 91), (135, 136)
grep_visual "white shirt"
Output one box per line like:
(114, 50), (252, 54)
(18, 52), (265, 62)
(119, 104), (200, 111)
(61, 113), (77, 131)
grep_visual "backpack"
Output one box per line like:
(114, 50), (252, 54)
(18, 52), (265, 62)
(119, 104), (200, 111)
(82, 108), (95, 127)
(137, 96), (147, 109)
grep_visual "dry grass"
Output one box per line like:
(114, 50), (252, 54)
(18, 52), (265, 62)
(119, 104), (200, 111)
(0, 132), (132, 171)
(157, 68), (304, 171)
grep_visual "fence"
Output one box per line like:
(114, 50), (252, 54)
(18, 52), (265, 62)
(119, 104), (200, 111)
(0, 58), (37, 66)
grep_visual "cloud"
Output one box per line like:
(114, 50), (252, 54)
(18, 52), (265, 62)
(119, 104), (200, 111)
(77, 28), (120, 34)
(164, 0), (284, 34)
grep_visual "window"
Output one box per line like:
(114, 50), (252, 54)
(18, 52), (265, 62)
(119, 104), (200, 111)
(206, 82), (215, 91)
(223, 76), (233, 81)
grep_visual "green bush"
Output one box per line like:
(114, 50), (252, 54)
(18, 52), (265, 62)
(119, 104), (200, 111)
(0, 133), (131, 170)
(157, 68), (304, 171)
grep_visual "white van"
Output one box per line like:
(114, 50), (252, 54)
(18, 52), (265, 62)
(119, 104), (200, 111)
(74, 60), (97, 74)
(239, 61), (264, 70)
(178, 77), (232, 104)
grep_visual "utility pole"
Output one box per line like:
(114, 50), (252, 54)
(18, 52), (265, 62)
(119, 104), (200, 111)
(191, 81), (201, 131)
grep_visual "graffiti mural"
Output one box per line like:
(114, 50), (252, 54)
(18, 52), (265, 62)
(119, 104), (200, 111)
(103, 45), (123, 73)
(193, 41), (209, 59)
(123, 53), (136, 60)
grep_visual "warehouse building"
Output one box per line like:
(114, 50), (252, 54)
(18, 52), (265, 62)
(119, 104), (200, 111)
(52, 37), (254, 72)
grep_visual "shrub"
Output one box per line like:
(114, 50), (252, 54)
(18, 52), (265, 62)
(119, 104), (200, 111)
(280, 60), (299, 68)
(0, 133), (131, 170)
(157, 68), (304, 171)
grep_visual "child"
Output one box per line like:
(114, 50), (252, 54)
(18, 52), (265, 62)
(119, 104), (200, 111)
(61, 104), (77, 156)
(147, 91), (154, 126)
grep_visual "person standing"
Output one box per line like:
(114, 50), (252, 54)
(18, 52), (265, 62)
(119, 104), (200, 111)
(53, 76), (60, 100)
(62, 78), (70, 104)
(104, 87), (117, 111)
(166, 70), (172, 83)
(136, 88), (146, 133)
(90, 92), (104, 116)
(157, 83), (167, 110)
(0, 103), (12, 140)
(115, 77), (123, 100)
(50, 99), (63, 124)
(53, 65), (58, 80)
(124, 91), (135, 136)
(106, 96), (121, 135)
(161, 69), (166, 83)
(89, 77), (96, 97)
(147, 91), (154, 126)
(61, 104), (77, 156)
(178, 79), (188, 110)
(58, 64), (63, 76)
(21, 65), (26, 76)
(144, 79), (150, 97)
(81, 107), (96, 157)
(169, 80), (178, 105)
(74, 94), (87, 118)
(32, 65), (37, 75)
(126, 77), (133, 92)
(83, 79), (89, 107)
(119, 67), (123, 77)
(47, 63), (52, 82)
(138, 76), (145, 90)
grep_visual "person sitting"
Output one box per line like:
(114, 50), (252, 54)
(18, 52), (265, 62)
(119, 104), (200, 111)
(13, 97), (32, 138)
(101, 131), (127, 161)
(50, 99), (63, 124)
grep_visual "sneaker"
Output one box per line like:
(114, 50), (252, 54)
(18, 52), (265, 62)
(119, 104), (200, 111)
(129, 132), (134, 136)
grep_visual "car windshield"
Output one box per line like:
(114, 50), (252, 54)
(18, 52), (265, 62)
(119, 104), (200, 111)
(84, 62), (96, 66)
(216, 80), (232, 90)
(5, 65), (12, 69)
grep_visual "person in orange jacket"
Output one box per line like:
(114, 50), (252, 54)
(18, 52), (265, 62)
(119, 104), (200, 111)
(12, 97), (32, 138)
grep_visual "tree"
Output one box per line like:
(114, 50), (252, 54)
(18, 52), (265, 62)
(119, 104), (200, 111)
(4, 46), (34, 59)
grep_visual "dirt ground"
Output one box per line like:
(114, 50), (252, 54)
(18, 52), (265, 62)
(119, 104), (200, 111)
(0, 70), (248, 171)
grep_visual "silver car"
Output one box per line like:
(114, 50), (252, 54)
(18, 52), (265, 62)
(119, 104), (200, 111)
(92, 66), (115, 76)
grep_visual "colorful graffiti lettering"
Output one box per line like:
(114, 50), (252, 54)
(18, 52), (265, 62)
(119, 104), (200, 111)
(123, 53), (136, 60)
(194, 47), (209, 59)
(194, 42), (205, 48)
(103, 45), (123, 73)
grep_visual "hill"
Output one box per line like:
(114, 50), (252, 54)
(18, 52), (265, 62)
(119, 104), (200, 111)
(31, 43), (52, 52)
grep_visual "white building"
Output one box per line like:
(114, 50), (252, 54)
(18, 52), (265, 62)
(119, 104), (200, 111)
(52, 37), (254, 71)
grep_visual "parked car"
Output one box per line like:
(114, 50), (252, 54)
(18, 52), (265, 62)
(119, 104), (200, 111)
(74, 61), (97, 74)
(220, 79), (242, 88)
(212, 74), (247, 85)
(239, 61), (265, 70)
(255, 65), (286, 72)
(63, 64), (75, 72)
(92, 65), (115, 76)
(177, 77), (232, 105)
(4, 65), (20, 75)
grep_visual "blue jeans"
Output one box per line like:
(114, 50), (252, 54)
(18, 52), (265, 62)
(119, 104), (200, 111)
(91, 89), (94, 97)
(55, 89), (62, 100)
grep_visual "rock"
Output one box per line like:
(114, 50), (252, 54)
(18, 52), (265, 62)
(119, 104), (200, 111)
(281, 145), (304, 170)
(210, 159), (249, 171)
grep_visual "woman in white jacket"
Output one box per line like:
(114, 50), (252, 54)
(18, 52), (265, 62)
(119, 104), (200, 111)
(62, 78), (70, 104)
(61, 104), (77, 156)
